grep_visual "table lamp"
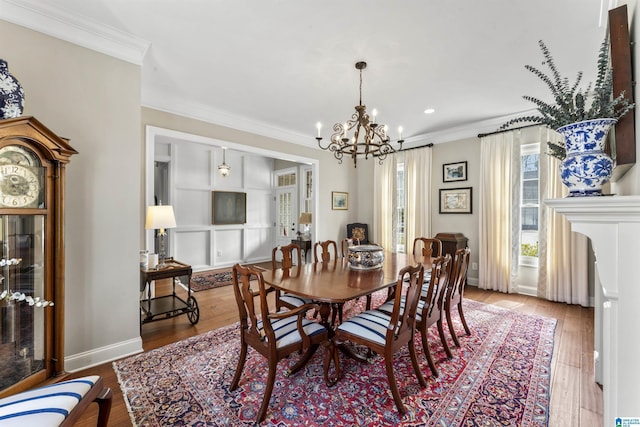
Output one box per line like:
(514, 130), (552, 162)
(145, 204), (176, 268)
(298, 212), (312, 240)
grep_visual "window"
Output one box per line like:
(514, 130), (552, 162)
(520, 143), (539, 266)
(277, 172), (296, 187)
(395, 162), (406, 253)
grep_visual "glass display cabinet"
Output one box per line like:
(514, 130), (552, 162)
(0, 117), (77, 397)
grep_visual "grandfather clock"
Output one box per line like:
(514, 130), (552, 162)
(0, 116), (77, 397)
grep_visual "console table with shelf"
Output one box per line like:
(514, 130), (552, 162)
(291, 239), (312, 263)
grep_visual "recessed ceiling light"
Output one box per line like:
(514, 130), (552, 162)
(424, 108), (435, 114)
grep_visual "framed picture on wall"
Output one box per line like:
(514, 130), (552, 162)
(439, 187), (472, 214)
(212, 191), (246, 224)
(332, 191), (348, 210)
(443, 161), (468, 182)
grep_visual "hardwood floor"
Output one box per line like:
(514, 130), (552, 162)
(71, 282), (602, 426)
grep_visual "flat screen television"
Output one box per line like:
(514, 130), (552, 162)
(212, 191), (246, 224)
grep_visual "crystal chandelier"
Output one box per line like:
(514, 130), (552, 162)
(316, 61), (404, 168)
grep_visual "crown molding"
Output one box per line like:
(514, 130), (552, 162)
(142, 89), (316, 148)
(0, 0), (150, 65)
(402, 109), (539, 147)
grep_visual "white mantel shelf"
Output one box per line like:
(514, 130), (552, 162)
(546, 195), (640, 424)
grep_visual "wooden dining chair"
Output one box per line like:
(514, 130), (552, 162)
(412, 237), (443, 258)
(314, 240), (338, 263)
(313, 240), (346, 324)
(416, 254), (453, 376)
(326, 263), (427, 415)
(229, 264), (329, 423)
(340, 237), (373, 311)
(378, 254), (452, 378)
(444, 248), (472, 346)
(346, 222), (369, 244)
(340, 238), (355, 258)
(272, 243), (312, 310)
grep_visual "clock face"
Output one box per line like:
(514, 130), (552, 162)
(0, 164), (41, 208)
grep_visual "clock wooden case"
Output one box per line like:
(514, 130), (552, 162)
(0, 116), (77, 397)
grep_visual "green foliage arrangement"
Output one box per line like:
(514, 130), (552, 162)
(521, 242), (539, 258)
(499, 37), (634, 160)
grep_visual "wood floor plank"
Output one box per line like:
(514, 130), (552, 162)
(68, 284), (601, 426)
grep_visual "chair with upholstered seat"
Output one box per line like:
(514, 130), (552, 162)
(444, 248), (472, 346)
(346, 223), (370, 244)
(416, 254), (453, 376)
(326, 263), (427, 414)
(340, 238), (354, 258)
(229, 264), (329, 423)
(273, 243), (313, 310)
(314, 240), (338, 263)
(378, 255), (452, 377)
(340, 237), (373, 312)
(313, 240), (345, 324)
(0, 375), (112, 427)
(412, 237), (443, 258)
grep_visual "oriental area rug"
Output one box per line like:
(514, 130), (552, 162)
(114, 296), (555, 426)
(188, 264), (268, 292)
(188, 269), (234, 292)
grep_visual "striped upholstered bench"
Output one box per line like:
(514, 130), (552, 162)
(0, 375), (112, 426)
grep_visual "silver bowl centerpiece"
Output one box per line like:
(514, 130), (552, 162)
(347, 244), (384, 270)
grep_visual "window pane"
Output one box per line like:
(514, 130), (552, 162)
(521, 207), (538, 230)
(396, 163), (405, 252)
(522, 180), (539, 204)
(522, 153), (539, 180)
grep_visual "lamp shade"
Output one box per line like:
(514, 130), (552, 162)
(298, 212), (312, 225)
(145, 205), (177, 230)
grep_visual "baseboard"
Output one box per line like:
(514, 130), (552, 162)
(64, 337), (143, 372)
(516, 285), (538, 297)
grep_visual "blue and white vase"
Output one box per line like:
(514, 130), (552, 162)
(0, 59), (25, 119)
(556, 118), (616, 197)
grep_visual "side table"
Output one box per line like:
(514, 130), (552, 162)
(139, 258), (199, 331)
(291, 239), (312, 263)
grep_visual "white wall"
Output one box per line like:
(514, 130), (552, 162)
(432, 137), (480, 284)
(153, 138), (275, 270)
(0, 20), (143, 370)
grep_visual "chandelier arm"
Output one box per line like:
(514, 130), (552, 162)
(316, 60), (402, 167)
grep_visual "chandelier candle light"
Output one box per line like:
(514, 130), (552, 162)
(316, 61), (404, 167)
(145, 204), (177, 269)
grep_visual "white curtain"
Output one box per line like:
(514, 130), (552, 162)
(479, 131), (516, 292)
(405, 147), (432, 247)
(373, 153), (396, 250)
(538, 128), (589, 305)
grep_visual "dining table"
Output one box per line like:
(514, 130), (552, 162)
(261, 250), (427, 380)
(262, 251), (418, 323)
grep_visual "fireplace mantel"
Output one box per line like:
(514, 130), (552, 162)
(546, 195), (640, 423)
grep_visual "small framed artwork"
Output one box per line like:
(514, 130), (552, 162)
(332, 191), (348, 210)
(439, 187), (472, 214)
(443, 161), (468, 182)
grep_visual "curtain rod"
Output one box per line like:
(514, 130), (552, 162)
(477, 124), (538, 139)
(373, 142), (433, 157)
(397, 142), (434, 152)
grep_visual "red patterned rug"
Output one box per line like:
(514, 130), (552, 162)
(189, 265), (267, 292)
(189, 269), (234, 292)
(114, 294), (555, 426)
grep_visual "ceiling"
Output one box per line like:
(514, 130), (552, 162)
(2, 0), (625, 148)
